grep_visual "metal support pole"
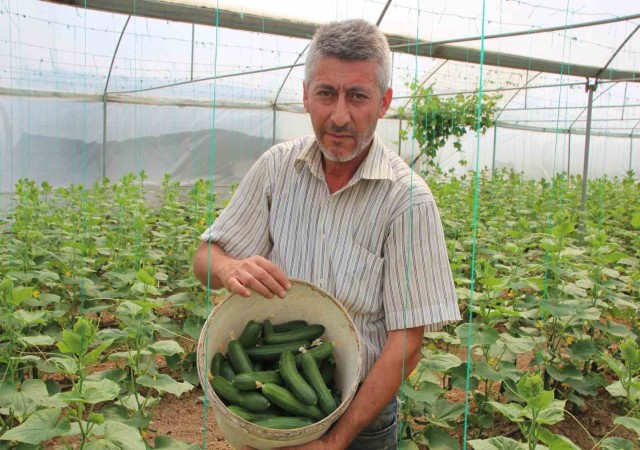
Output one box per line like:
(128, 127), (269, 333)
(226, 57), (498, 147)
(398, 116), (403, 156)
(272, 106), (277, 147)
(491, 126), (498, 175)
(631, 136), (634, 173)
(567, 132), (571, 177)
(102, 97), (107, 179)
(580, 80), (597, 222)
(190, 24), (195, 81)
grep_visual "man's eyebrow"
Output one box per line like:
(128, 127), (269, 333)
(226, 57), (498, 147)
(313, 83), (337, 91)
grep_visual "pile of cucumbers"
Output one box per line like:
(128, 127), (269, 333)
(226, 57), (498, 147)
(209, 319), (341, 430)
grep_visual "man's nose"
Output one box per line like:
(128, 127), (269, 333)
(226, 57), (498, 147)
(330, 94), (351, 128)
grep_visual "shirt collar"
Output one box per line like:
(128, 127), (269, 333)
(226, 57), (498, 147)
(294, 135), (396, 183)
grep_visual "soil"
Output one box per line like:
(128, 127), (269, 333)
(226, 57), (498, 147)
(146, 389), (232, 450)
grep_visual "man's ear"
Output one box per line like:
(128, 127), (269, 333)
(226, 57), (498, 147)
(303, 82), (310, 113)
(378, 87), (393, 118)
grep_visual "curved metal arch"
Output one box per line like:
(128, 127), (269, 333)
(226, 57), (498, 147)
(568, 82), (617, 131)
(104, 15), (131, 95)
(495, 71), (542, 120)
(401, 60), (448, 111)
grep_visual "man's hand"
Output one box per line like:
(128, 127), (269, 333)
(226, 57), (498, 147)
(276, 436), (333, 449)
(220, 254), (291, 299)
(193, 242), (290, 299)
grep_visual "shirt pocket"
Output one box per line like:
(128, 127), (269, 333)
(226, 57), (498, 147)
(331, 238), (384, 316)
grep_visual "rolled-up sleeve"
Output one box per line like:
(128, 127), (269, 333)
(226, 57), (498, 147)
(382, 200), (461, 331)
(200, 155), (272, 259)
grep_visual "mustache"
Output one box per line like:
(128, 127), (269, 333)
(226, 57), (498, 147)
(324, 124), (356, 136)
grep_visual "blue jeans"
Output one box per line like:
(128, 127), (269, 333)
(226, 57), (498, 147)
(347, 398), (398, 450)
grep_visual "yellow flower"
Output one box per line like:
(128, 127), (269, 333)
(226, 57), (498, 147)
(488, 358), (497, 366)
(537, 320), (543, 328)
(565, 336), (574, 345)
(33, 290), (40, 298)
(507, 289), (515, 298)
(64, 271), (71, 278)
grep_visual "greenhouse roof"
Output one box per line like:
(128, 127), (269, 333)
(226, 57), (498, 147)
(1, 0), (640, 136)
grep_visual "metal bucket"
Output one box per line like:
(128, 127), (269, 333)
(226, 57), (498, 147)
(197, 278), (364, 449)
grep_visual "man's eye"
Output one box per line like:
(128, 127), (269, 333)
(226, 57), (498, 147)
(317, 90), (332, 97)
(351, 93), (367, 100)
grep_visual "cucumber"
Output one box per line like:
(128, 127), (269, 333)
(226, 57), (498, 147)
(294, 342), (334, 367)
(220, 361), (236, 381)
(331, 388), (342, 406)
(319, 358), (336, 386)
(263, 319), (274, 337)
(272, 320), (308, 333)
(228, 339), (254, 374)
(211, 375), (270, 412)
(252, 416), (315, 429)
(301, 352), (337, 416)
(210, 352), (224, 376)
(279, 351), (318, 406)
(246, 341), (311, 362)
(263, 325), (325, 345)
(233, 371), (283, 390)
(261, 383), (325, 421)
(227, 405), (276, 422)
(238, 320), (262, 348)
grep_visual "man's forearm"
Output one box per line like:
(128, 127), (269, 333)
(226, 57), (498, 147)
(193, 241), (232, 289)
(325, 327), (424, 450)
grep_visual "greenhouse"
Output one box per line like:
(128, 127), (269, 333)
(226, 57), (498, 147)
(0, 0), (638, 449)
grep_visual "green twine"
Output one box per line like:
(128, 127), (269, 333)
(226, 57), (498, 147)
(538, 1), (572, 372)
(462, 0), (487, 449)
(203, 2), (220, 448)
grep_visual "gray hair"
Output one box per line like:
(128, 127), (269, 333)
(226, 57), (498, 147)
(304, 19), (391, 96)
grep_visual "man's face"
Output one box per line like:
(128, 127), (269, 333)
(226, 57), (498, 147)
(303, 57), (393, 163)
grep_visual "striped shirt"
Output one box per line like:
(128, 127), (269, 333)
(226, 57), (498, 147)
(201, 135), (460, 374)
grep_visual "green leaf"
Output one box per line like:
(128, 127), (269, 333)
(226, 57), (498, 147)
(599, 437), (635, 450)
(16, 379), (51, 415)
(537, 428), (580, 450)
(147, 340), (185, 356)
(183, 316), (204, 340)
(527, 390), (554, 410)
(137, 269), (156, 286)
(0, 408), (70, 444)
(56, 379), (120, 404)
(500, 334), (536, 354)
(568, 341), (599, 361)
(517, 373), (543, 399)
(153, 436), (201, 450)
(545, 364), (582, 382)
(102, 421), (146, 450)
(605, 381), (627, 398)
(136, 374), (193, 397)
(420, 351), (462, 371)
(487, 401), (525, 423)
(420, 399), (464, 428)
(12, 310), (47, 325)
(422, 426), (459, 450)
(613, 416), (640, 437)
(534, 400), (566, 425)
(398, 440), (420, 450)
(469, 437), (527, 450)
(402, 380), (442, 406)
(83, 439), (121, 450)
(455, 323), (500, 348)
(11, 287), (33, 306)
(18, 335), (55, 347)
(83, 339), (114, 366)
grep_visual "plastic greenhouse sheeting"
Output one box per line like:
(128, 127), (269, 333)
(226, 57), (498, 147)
(0, 0), (639, 192)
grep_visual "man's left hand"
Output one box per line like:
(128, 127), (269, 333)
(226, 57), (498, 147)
(241, 436), (335, 450)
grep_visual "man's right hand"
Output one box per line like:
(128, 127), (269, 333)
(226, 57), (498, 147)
(219, 254), (291, 299)
(193, 242), (290, 299)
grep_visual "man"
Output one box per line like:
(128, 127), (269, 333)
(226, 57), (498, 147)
(193, 19), (460, 450)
